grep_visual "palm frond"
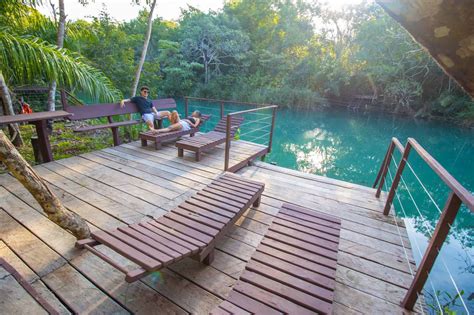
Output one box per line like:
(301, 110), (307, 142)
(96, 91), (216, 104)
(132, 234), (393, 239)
(0, 1), (43, 20)
(0, 31), (122, 102)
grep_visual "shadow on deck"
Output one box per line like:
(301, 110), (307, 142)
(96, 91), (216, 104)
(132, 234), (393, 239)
(0, 139), (421, 314)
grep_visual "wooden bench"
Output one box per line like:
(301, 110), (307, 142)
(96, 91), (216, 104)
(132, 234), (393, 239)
(76, 173), (264, 283)
(176, 116), (244, 161)
(139, 114), (211, 150)
(63, 98), (177, 146)
(212, 203), (342, 315)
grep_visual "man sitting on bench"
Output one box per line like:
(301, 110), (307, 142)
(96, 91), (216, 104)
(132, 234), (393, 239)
(120, 86), (170, 131)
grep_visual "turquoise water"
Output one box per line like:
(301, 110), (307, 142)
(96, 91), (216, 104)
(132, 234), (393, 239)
(268, 107), (474, 313)
(181, 101), (473, 312)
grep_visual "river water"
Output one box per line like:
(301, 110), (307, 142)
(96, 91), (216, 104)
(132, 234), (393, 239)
(183, 101), (473, 313)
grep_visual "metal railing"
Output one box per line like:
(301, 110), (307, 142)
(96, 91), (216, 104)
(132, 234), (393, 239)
(374, 137), (474, 311)
(224, 105), (277, 171)
(184, 97), (278, 171)
(184, 96), (276, 119)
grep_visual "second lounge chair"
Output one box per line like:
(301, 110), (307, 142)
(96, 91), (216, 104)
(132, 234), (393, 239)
(76, 172), (264, 283)
(175, 116), (244, 161)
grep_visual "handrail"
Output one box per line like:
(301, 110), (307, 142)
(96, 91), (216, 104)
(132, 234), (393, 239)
(408, 138), (474, 211)
(373, 137), (404, 197)
(224, 105), (278, 171)
(185, 96), (276, 107)
(374, 137), (474, 310)
(227, 105), (278, 116)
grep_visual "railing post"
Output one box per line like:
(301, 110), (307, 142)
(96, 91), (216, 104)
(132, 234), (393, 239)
(383, 142), (412, 215)
(375, 141), (395, 198)
(402, 192), (462, 310)
(185, 97), (189, 117)
(224, 114), (232, 171)
(60, 89), (68, 111)
(267, 106), (277, 153)
(220, 101), (224, 119)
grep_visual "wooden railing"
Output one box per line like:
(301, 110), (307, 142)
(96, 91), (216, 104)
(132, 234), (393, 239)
(374, 137), (474, 310)
(223, 105), (277, 171)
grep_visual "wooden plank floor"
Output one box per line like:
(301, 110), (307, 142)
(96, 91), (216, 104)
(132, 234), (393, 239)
(0, 138), (422, 314)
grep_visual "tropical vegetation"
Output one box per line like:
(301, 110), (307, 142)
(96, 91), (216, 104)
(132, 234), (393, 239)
(1, 0), (474, 129)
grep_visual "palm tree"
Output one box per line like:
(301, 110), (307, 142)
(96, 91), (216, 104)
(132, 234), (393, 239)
(130, 0), (158, 97)
(0, 30), (122, 144)
(1, 0), (121, 144)
(47, 0), (66, 112)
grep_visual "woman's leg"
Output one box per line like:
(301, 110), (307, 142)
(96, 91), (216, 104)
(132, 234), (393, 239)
(156, 110), (170, 119)
(156, 122), (183, 133)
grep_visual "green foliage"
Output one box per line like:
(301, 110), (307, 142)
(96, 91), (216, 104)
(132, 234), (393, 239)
(0, 30), (121, 102)
(426, 289), (466, 315)
(179, 7), (250, 85)
(1, 0), (472, 124)
(16, 122), (112, 166)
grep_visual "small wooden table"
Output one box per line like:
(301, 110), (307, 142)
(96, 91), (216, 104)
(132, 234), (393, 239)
(0, 111), (72, 163)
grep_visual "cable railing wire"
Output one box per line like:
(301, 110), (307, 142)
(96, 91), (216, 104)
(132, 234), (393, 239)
(239, 124), (272, 137)
(239, 116), (272, 127)
(387, 157), (470, 313)
(405, 161), (443, 214)
(242, 132), (271, 144)
(386, 167), (438, 314)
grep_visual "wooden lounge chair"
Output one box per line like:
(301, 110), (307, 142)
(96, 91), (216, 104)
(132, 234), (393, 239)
(212, 203), (342, 315)
(76, 173), (264, 283)
(139, 114), (211, 150)
(0, 258), (59, 315)
(175, 116), (244, 161)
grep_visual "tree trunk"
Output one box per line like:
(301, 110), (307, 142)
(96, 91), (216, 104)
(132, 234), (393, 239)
(130, 0), (157, 97)
(0, 130), (90, 239)
(203, 51), (209, 85)
(47, 0), (66, 111)
(0, 72), (23, 147)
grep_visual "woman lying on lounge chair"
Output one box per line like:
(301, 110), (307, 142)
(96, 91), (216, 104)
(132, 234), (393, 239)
(156, 110), (202, 133)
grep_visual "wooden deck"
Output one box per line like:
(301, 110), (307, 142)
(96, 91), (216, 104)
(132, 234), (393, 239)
(0, 138), (422, 314)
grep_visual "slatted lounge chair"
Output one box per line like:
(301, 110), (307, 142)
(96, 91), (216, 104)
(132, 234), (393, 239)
(212, 203), (342, 315)
(0, 258), (59, 315)
(76, 173), (264, 283)
(175, 116), (244, 161)
(139, 114), (211, 150)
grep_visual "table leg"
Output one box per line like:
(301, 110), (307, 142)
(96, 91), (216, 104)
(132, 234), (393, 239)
(33, 120), (53, 163)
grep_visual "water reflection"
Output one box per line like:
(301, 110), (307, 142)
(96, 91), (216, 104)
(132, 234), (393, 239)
(283, 128), (339, 175)
(179, 101), (474, 312)
(267, 106), (474, 312)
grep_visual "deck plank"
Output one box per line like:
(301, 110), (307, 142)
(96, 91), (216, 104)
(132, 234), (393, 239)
(0, 268), (49, 315)
(44, 162), (168, 215)
(0, 139), (423, 314)
(0, 241), (71, 314)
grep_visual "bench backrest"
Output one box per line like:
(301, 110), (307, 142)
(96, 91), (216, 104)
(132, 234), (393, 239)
(65, 98), (177, 120)
(213, 116), (244, 136)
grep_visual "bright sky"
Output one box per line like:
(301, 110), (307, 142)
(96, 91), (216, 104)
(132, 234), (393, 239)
(38, 0), (366, 22)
